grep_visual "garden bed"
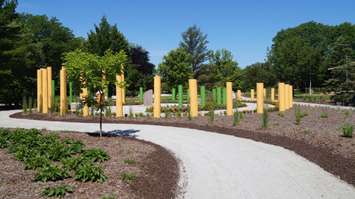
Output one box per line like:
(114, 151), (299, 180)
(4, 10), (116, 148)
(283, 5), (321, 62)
(0, 128), (179, 199)
(11, 106), (355, 187)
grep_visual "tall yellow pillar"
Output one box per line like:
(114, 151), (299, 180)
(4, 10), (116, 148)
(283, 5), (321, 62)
(285, 84), (290, 110)
(116, 74), (123, 118)
(271, 88), (275, 102)
(189, 79), (198, 118)
(59, 67), (67, 116)
(264, 88), (266, 98)
(226, 82), (233, 116)
(251, 89), (255, 101)
(81, 87), (89, 117)
(41, 68), (48, 113)
(237, 90), (242, 101)
(121, 64), (125, 104)
(153, 75), (161, 118)
(278, 82), (285, 112)
(47, 66), (52, 109)
(37, 69), (42, 112)
(257, 83), (264, 114)
(290, 85), (293, 108)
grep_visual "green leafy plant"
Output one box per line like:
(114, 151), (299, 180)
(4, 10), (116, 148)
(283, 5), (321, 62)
(294, 106), (306, 125)
(121, 172), (137, 183)
(24, 154), (51, 170)
(63, 139), (84, 154)
(35, 164), (69, 182)
(206, 101), (215, 122)
(320, 112), (328, 118)
(123, 159), (136, 165)
(42, 184), (74, 197)
(342, 123), (353, 138)
(83, 148), (110, 162)
(261, 107), (268, 128)
(74, 161), (107, 182)
(233, 110), (240, 126)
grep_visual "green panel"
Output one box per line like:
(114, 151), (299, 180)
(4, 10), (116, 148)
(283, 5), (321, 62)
(172, 87), (176, 101)
(212, 88), (217, 103)
(69, 81), (73, 104)
(200, 86), (206, 108)
(139, 87), (144, 103)
(222, 87), (226, 105)
(217, 87), (222, 105)
(178, 85), (183, 110)
(51, 80), (55, 106)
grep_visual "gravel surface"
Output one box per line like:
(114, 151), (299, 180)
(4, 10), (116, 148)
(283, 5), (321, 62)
(3, 110), (355, 199)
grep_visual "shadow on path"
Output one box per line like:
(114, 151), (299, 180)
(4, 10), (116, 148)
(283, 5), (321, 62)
(87, 129), (139, 138)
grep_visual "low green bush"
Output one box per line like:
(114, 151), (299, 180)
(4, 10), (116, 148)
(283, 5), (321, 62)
(35, 164), (69, 182)
(42, 184), (74, 197)
(74, 161), (107, 182)
(121, 172), (137, 183)
(83, 148), (110, 162)
(342, 123), (353, 138)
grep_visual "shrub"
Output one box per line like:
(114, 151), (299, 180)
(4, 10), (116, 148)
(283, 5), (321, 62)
(42, 184), (74, 197)
(121, 172), (137, 183)
(233, 110), (240, 126)
(63, 139), (84, 154)
(294, 106), (306, 125)
(320, 112), (328, 118)
(342, 123), (353, 138)
(83, 148), (110, 162)
(74, 161), (107, 182)
(261, 107), (268, 129)
(35, 164), (69, 182)
(206, 101), (215, 122)
(61, 156), (86, 171)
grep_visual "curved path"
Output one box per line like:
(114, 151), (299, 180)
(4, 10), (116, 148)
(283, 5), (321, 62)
(1, 110), (355, 199)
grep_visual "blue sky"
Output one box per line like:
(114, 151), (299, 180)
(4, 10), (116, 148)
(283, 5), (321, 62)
(17, 0), (355, 68)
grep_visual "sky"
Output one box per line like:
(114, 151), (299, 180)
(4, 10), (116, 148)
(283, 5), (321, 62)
(17, 0), (355, 68)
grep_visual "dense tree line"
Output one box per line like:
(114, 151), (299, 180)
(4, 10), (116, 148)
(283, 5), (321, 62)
(0, 1), (155, 106)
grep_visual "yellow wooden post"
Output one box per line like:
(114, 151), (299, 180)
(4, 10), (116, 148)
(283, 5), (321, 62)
(226, 82), (233, 116)
(121, 64), (125, 104)
(285, 84), (290, 110)
(278, 82), (285, 112)
(251, 89), (255, 101)
(37, 69), (42, 112)
(263, 88), (266, 98)
(237, 89), (242, 101)
(41, 68), (48, 113)
(116, 74), (123, 118)
(60, 67), (67, 116)
(271, 88), (275, 102)
(189, 79), (198, 117)
(290, 85), (293, 108)
(47, 66), (52, 109)
(153, 75), (161, 118)
(257, 83), (264, 114)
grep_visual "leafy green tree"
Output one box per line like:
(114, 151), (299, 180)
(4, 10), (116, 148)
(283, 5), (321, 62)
(197, 49), (241, 88)
(86, 16), (129, 56)
(241, 62), (277, 90)
(64, 49), (128, 135)
(158, 48), (193, 90)
(179, 25), (209, 73)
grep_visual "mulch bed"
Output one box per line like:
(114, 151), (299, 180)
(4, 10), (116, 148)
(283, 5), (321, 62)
(11, 106), (355, 187)
(0, 130), (179, 199)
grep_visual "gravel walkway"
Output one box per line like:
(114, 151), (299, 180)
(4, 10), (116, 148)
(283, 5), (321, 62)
(1, 110), (355, 199)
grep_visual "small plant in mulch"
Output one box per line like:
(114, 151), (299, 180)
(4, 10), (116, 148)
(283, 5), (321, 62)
(42, 184), (74, 198)
(295, 106), (307, 125)
(278, 112), (284, 117)
(100, 193), (117, 199)
(121, 172), (137, 183)
(233, 110), (240, 126)
(261, 107), (268, 129)
(342, 123), (353, 138)
(320, 112), (328, 118)
(123, 159), (136, 165)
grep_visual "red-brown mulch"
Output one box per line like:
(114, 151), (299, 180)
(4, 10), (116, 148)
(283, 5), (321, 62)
(0, 131), (179, 199)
